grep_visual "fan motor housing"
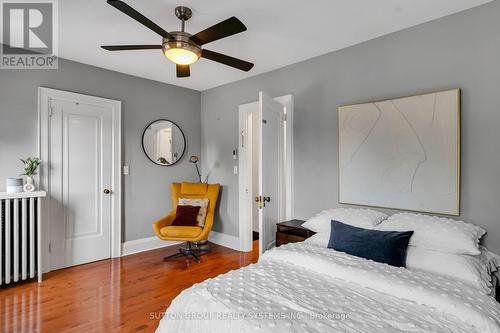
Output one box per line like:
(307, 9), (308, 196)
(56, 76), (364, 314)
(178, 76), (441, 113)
(162, 32), (201, 55)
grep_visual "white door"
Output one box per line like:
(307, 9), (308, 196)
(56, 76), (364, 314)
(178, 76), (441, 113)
(48, 98), (113, 270)
(258, 92), (285, 255)
(156, 127), (172, 163)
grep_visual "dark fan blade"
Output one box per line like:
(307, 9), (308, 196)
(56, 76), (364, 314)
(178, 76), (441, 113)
(101, 45), (162, 51)
(190, 17), (246, 46)
(201, 49), (254, 72)
(107, 0), (173, 39)
(176, 64), (190, 78)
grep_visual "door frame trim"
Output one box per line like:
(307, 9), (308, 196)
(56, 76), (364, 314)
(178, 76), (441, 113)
(38, 87), (122, 272)
(238, 94), (294, 252)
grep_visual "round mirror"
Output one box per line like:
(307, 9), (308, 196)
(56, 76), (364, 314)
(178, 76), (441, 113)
(142, 120), (186, 166)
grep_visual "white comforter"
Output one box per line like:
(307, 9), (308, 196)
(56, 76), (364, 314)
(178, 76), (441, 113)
(157, 243), (500, 333)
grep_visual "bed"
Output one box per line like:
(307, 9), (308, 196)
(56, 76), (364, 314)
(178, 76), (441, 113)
(156, 241), (500, 333)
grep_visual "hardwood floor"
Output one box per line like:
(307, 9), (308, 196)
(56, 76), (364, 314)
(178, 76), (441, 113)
(0, 241), (259, 333)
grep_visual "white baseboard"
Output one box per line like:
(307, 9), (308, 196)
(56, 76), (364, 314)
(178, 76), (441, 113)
(122, 232), (241, 256)
(121, 236), (181, 256)
(209, 231), (240, 251)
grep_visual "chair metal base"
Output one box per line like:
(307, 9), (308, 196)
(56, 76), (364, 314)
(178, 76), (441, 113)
(163, 241), (209, 263)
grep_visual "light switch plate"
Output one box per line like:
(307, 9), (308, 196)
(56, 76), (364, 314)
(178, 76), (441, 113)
(233, 166), (238, 174)
(123, 165), (129, 175)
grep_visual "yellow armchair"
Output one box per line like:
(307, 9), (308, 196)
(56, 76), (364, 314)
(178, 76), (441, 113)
(153, 182), (220, 262)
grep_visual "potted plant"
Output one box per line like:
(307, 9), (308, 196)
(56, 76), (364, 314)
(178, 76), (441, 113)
(20, 157), (42, 192)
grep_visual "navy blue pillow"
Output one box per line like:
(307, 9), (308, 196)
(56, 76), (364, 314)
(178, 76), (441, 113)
(328, 220), (413, 267)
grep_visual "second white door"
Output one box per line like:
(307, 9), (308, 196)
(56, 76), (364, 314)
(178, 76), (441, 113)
(258, 92), (285, 255)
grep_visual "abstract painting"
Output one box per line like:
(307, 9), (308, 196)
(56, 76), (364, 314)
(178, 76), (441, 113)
(338, 89), (460, 215)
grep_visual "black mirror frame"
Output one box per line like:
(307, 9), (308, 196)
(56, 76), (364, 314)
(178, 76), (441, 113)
(141, 119), (186, 166)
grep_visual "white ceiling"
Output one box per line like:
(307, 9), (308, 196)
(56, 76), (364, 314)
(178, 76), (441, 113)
(60, 0), (492, 91)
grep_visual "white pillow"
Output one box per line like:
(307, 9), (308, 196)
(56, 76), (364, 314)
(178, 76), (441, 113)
(303, 232), (330, 248)
(378, 213), (485, 255)
(406, 246), (493, 294)
(302, 208), (388, 233)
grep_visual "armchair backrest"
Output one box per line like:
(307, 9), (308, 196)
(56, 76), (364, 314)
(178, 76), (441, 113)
(171, 182), (220, 233)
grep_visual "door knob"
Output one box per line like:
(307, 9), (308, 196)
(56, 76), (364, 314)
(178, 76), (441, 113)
(255, 196), (263, 209)
(103, 189), (111, 194)
(255, 195), (270, 209)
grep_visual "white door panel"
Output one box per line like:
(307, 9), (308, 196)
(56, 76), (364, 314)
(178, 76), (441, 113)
(49, 99), (112, 269)
(258, 92), (284, 255)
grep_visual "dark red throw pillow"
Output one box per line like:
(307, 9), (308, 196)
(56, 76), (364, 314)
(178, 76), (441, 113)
(171, 205), (201, 227)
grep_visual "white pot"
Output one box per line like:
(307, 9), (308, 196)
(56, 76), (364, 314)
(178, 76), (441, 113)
(23, 176), (36, 192)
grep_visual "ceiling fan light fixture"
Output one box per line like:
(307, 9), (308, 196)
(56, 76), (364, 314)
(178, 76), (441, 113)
(103, 2), (254, 77)
(162, 39), (201, 65)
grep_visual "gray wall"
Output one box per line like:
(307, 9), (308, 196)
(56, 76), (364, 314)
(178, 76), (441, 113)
(201, 1), (500, 253)
(0, 58), (201, 242)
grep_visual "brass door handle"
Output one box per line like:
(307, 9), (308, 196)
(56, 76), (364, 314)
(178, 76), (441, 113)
(103, 189), (111, 194)
(255, 196), (270, 208)
(255, 195), (263, 209)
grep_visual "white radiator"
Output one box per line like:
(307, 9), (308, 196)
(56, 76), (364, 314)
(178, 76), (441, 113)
(0, 191), (45, 285)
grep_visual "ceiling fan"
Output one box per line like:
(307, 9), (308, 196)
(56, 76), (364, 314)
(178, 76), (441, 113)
(101, 0), (254, 78)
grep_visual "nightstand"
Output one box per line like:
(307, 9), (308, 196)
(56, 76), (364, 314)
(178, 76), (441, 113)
(276, 219), (315, 246)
